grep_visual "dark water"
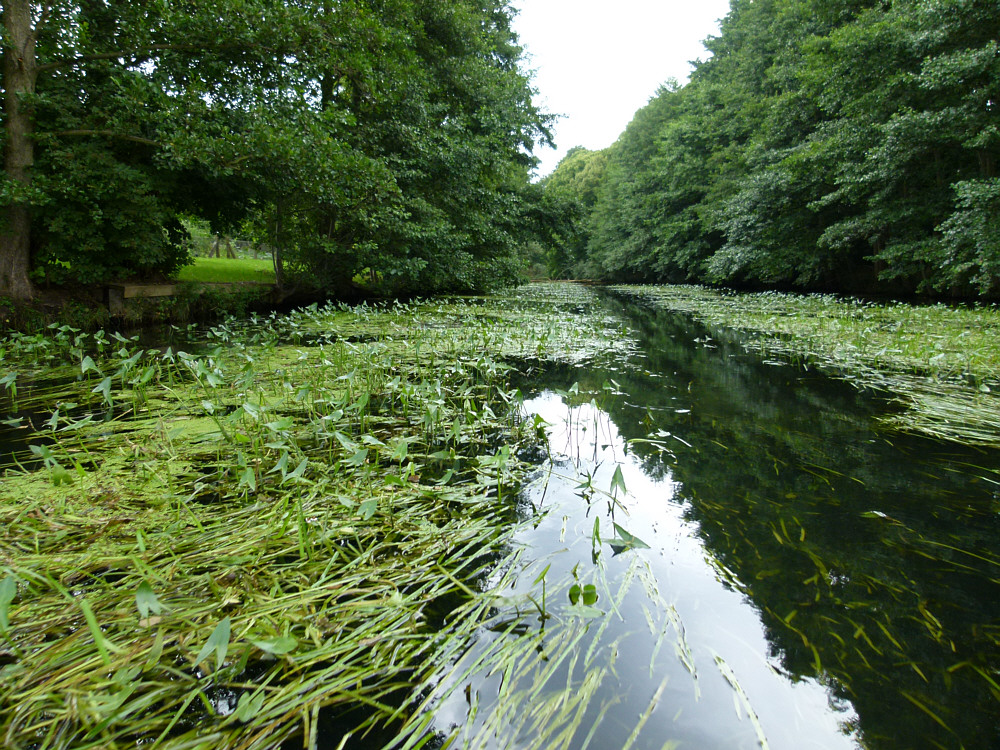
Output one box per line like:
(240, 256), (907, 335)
(432, 290), (1000, 750)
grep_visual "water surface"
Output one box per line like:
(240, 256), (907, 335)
(432, 287), (1000, 749)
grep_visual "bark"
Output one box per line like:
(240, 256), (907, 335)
(1, 0), (37, 302)
(273, 201), (285, 292)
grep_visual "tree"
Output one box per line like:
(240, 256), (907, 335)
(2, 0), (548, 303)
(567, 0), (1000, 298)
(0, 0), (302, 300)
(1, 0), (40, 300)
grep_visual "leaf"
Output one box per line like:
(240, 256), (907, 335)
(391, 439), (409, 462)
(343, 448), (368, 467)
(92, 377), (113, 404)
(610, 464), (627, 496)
(281, 458), (308, 484)
(29, 443), (54, 461)
(195, 617), (231, 672)
(235, 690), (266, 722)
(80, 356), (102, 376)
(532, 563), (551, 586)
(249, 634), (298, 655)
(359, 498), (377, 520)
(268, 451), (289, 475)
(612, 523), (650, 549)
(0, 575), (17, 631)
(569, 605), (604, 619)
(569, 584), (598, 606)
(50, 463), (74, 486)
(135, 581), (166, 619)
(239, 467), (257, 492)
(607, 523), (651, 555)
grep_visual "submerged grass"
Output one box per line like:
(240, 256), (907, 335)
(0, 286), (646, 749)
(615, 285), (1000, 447)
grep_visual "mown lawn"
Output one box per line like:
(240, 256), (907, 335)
(175, 256), (276, 284)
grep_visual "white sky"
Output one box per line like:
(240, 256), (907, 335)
(511, 0), (732, 177)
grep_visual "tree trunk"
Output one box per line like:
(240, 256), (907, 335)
(0, 0), (38, 302)
(273, 201), (285, 292)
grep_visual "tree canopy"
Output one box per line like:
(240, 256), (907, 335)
(1, 0), (550, 302)
(542, 0), (1000, 298)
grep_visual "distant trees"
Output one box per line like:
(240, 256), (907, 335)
(542, 0), (1000, 298)
(1, 0), (549, 302)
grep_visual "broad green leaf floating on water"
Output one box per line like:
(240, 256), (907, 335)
(569, 584), (599, 606)
(0, 575), (17, 631)
(195, 617), (231, 673)
(235, 690), (267, 722)
(249, 634), (298, 655)
(135, 581), (166, 619)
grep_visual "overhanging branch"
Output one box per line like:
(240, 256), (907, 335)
(37, 43), (242, 73)
(53, 130), (160, 147)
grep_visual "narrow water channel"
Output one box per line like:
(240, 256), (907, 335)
(429, 288), (1000, 749)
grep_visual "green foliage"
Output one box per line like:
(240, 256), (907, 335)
(554, 0), (1000, 298)
(4, 0), (548, 296)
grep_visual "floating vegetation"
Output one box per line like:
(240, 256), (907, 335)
(0, 286), (659, 749)
(614, 285), (1000, 447)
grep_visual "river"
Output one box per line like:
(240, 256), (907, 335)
(426, 286), (1000, 750)
(2, 284), (998, 750)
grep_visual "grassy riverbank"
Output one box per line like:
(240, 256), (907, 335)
(175, 257), (276, 284)
(0, 287), (641, 749)
(615, 285), (1000, 447)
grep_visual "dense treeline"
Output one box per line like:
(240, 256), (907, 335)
(0, 0), (548, 302)
(541, 0), (1000, 298)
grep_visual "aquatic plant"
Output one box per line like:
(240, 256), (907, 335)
(615, 285), (1000, 447)
(0, 286), (660, 749)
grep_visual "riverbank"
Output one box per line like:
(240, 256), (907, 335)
(614, 284), (1000, 447)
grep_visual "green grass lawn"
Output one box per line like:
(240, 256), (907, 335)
(175, 256), (276, 284)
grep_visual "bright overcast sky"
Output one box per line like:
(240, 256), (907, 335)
(511, 0), (733, 177)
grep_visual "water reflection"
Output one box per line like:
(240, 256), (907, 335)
(482, 290), (999, 749)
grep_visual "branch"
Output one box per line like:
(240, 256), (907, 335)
(37, 44), (233, 73)
(52, 130), (160, 147)
(223, 154), (254, 169)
